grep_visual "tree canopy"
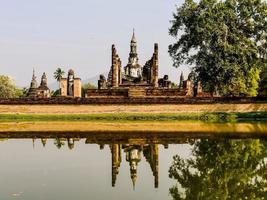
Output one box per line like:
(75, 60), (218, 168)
(82, 82), (97, 97)
(169, 0), (267, 96)
(169, 139), (267, 200)
(53, 68), (65, 82)
(0, 75), (22, 98)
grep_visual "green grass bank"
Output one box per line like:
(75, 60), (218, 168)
(1, 112), (267, 123)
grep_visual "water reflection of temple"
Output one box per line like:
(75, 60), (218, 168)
(31, 138), (160, 189)
(31, 137), (160, 189)
(2, 134), (192, 189)
(110, 144), (159, 189)
(33, 138), (81, 149)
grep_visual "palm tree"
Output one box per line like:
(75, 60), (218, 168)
(53, 68), (65, 95)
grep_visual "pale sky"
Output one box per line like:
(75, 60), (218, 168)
(0, 0), (189, 87)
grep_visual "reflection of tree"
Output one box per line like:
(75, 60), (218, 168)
(169, 139), (267, 200)
(54, 138), (65, 149)
(41, 138), (47, 147)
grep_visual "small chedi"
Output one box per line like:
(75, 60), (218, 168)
(28, 69), (50, 98)
(87, 31), (203, 98)
(59, 69), (81, 98)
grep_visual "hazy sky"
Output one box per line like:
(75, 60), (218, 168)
(0, 0), (189, 87)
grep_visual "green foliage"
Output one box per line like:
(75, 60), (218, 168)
(53, 68), (65, 82)
(51, 89), (60, 97)
(0, 112), (267, 122)
(169, 139), (267, 200)
(82, 82), (97, 97)
(0, 75), (21, 98)
(53, 68), (65, 95)
(169, 0), (267, 96)
(171, 82), (179, 89)
(258, 64), (267, 94)
(17, 87), (29, 97)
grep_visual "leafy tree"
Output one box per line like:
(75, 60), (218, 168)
(169, 139), (267, 200)
(169, 0), (267, 96)
(51, 89), (60, 97)
(171, 82), (179, 89)
(53, 68), (65, 94)
(17, 87), (29, 97)
(82, 82), (97, 97)
(258, 64), (267, 96)
(0, 75), (22, 98)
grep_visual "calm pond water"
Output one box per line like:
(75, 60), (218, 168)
(0, 127), (266, 199)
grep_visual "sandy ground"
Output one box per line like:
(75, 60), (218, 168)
(1, 103), (267, 114)
(0, 121), (267, 134)
(0, 122), (267, 135)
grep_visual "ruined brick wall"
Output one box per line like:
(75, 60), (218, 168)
(0, 97), (266, 105)
(73, 78), (81, 98)
(87, 88), (185, 98)
(128, 87), (146, 97)
(59, 79), (68, 96)
(87, 89), (128, 97)
(146, 89), (184, 96)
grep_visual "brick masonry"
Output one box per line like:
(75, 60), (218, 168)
(0, 97), (266, 105)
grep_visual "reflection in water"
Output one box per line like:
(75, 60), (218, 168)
(20, 137), (162, 190)
(110, 144), (158, 189)
(53, 138), (80, 149)
(169, 139), (267, 200)
(1, 132), (267, 199)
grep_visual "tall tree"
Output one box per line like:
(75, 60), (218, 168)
(169, 0), (267, 96)
(169, 139), (267, 200)
(53, 68), (65, 95)
(0, 75), (22, 98)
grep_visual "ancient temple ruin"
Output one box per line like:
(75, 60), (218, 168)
(59, 69), (81, 98)
(107, 31), (160, 88)
(28, 70), (50, 98)
(112, 32), (157, 87)
(87, 31), (203, 98)
(25, 31), (208, 100)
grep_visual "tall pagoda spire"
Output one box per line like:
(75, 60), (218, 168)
(130, 28), (137, 55)
(32, 68), (36, 79)
(124, 29), (142, 78)
(30, 68), (38, 89)
(131, 28), (136, 43)
(179, 71), (184, 90)
(131, 173), (137, 190)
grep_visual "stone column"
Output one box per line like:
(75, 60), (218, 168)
(196, 81), (202, 96)
(111, 45), (119, 88)
(73, 78), (81, 97)
(59, 78), (67, 96)
(152, 43), (159, 88)
(111, 144), (121, 187)
(153, 144), (159, 188)
(118, 58), (122, 85)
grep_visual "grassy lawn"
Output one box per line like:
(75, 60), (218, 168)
(0, 112), (267, 122)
